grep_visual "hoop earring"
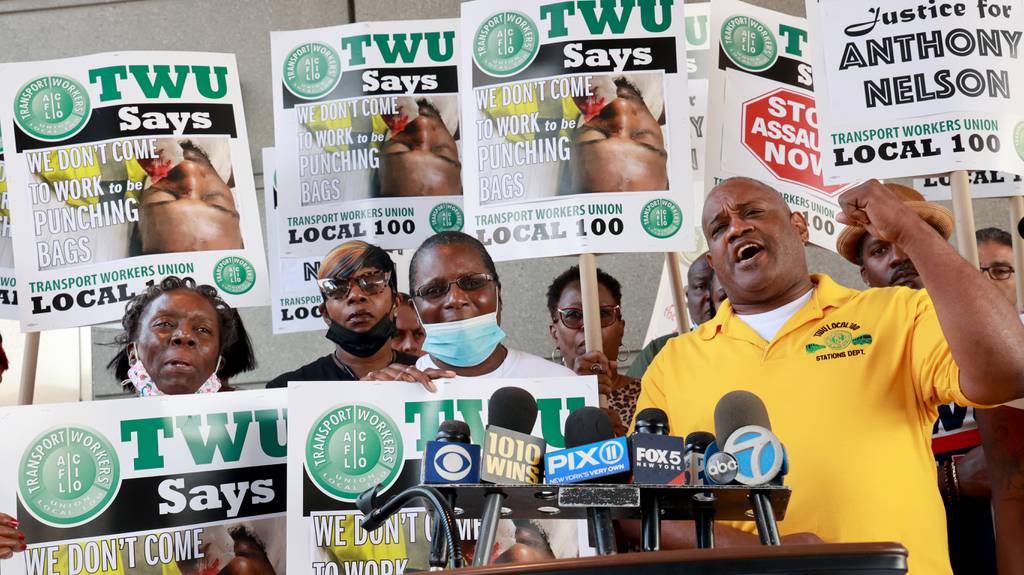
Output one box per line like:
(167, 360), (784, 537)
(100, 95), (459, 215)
(550, 346), (564, 366)
(127, 343), (139, 365)
(617, 344), (630, 363)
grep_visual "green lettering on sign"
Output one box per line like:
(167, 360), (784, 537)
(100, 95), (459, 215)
(120, 416), (174, 470)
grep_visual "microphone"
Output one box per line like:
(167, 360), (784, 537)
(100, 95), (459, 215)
(683, 431), (715, 486)
(423, 420), (481, 484)
(704, 448), (739, 485)
(356, 484), (462, 569)
(713, 390), (786, 546)
(683, 431), (719, 549)
(422, 420), (480, 568)
(545, 407), (630, 485)
(713, 390), (785, 486)
(629, 407), (684, 552)
(474, 387), (544, 567)
(556, 406), (624, 555)
(632, 408), (686, 484)
(480, 387), (545, 484)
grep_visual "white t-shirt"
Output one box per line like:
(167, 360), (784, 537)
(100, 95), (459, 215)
(417, 346), (581, 559)
(735, 289), (814, 342)
(416, 347), (575, 379)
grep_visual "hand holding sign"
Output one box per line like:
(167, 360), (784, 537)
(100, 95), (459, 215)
(362, 363), (454, 392)
(0, 513), (25, 559)
(837, 179), (934, 247)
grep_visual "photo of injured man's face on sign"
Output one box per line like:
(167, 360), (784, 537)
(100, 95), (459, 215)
(135, 137), (243, 255)
(474, 72), (668, 206)
(297, 95), (461, 205)
(29, 136), (245, 271)
(378, 96), (462, 197)
(570, 75), (668, 194)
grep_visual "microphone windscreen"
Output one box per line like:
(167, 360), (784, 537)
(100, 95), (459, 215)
(487, 387), (538, 434)
(634, 407), (669, 434)
(564, 406), (614, 448)
(714, 390), (771, 450)
(684, 431), (716, 452)
(436, 419), (471, 443)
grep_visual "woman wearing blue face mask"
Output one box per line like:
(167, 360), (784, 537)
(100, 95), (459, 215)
(367, 232), (581, 564)
(367, 231), (573, 388)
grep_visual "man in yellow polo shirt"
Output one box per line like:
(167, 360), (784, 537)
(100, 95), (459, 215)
(634, 177), (1024, 575)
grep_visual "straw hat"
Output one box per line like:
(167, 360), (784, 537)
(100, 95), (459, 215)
(835, 183), (953, 264)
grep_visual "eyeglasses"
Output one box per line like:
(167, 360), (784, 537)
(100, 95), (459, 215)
(317, 270), (391, 299)
(414, 273), (495, 300)
(981, 265), (1015, 281)
(554, 305), (621, 330)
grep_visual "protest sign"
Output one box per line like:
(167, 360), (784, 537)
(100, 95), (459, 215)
(916, 170), (1024, 200)
(263, 146), (415, 334)
(458, 0), (694, 261)
(642, 253), (689, 346)
(287, 378), (597, 574)
(271, 19), (465, 258)
(0, 134), (17, 319)
(706, 0), (850, 251)
(807, 0), (1024, 183)
(685, 3), (711, 191)
(264, 147), (327, 335)
(0, 389), (287, 575)
(0, 51), (269, 332)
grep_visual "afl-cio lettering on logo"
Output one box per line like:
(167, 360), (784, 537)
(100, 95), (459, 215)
(305, 403), (404, 501)
(473, 11), (541, 77)
(18, 425), (121, 527)
(721, 15), (778, 72)
(14, 75), (92, 141)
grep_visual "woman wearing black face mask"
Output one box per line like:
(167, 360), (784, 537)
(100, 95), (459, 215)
(267, 240), (452, 388)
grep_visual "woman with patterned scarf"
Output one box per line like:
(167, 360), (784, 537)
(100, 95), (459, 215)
(1, 276), (277, 574)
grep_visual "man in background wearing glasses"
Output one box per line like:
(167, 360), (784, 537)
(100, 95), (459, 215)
(836, 187), (1001, 575)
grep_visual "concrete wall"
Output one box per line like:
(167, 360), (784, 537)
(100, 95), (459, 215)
(0, 0), (1013, 399)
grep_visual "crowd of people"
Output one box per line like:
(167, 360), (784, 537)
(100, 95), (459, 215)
(0, 178), (1022, 575)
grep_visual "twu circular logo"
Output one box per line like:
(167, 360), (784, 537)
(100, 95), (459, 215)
(723, 425), (784, 485)
(433, 444), (474, 481)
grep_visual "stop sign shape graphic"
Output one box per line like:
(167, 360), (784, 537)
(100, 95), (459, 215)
(741, 88), (845, 196)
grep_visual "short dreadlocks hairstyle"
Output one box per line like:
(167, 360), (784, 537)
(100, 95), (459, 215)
(107, 276), (255, 390)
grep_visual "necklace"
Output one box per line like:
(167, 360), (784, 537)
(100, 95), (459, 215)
(332, 349), (397, 379)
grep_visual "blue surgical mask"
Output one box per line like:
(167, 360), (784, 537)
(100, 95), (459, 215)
(420, 312), (506, 367)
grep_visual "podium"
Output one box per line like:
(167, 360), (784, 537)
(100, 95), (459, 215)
(440, 543), (909, 574)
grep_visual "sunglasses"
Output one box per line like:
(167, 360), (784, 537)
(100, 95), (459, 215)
(317, 270), (391, 299)
(554, 305), (621, 330)
(981, 265), (1015, 281)
(414, 273), (495, 300)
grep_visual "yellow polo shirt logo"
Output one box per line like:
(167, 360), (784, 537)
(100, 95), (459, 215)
(804, 321), (873, 360)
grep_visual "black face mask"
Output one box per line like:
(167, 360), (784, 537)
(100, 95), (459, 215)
(326, 314), (397, 358)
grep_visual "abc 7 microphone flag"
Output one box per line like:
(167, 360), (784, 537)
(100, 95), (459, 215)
(724, 425), (785, 485)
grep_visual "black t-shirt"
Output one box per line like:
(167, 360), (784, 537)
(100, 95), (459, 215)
(266, 351), (418, 388)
